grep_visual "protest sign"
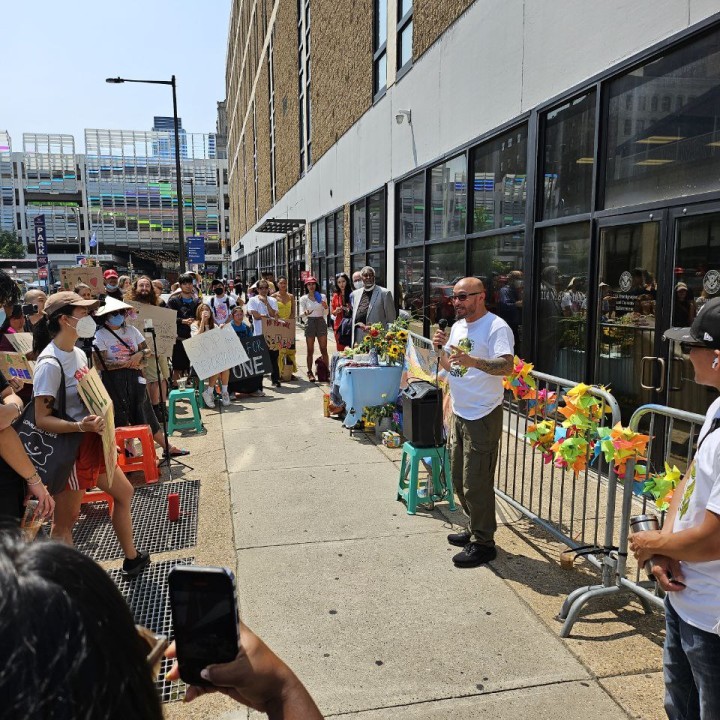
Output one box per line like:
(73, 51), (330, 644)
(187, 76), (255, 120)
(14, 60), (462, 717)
(75, 366), (117, 481)
(60, 266), (104, 297)
(231, 335), (272, 380)
(0, 352), (34, 384)
(7, 332), (33, 356)
(182, 325), (250, 380)
(261, 317), (295, 350)
(126, 302), (178, 359)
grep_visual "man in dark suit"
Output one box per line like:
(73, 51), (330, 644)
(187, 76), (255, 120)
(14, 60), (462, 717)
(350, 266), (396, 346)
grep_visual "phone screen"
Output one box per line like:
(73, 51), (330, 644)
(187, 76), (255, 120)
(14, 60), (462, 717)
(169, 567), (239, 686)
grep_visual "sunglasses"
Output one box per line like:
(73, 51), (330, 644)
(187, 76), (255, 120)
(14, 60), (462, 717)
(679, 342), (700, 354)
(450, 291), (483, 303)
(136, 625), (168, 678)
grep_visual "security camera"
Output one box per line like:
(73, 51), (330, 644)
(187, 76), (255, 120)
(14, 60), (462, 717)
(395, 113), (404, 125)
(395, 109), (411, 125)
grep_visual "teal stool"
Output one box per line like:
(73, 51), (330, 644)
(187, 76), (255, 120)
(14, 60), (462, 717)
(168, 388), (203, 435)
(397, 441), (457, 514)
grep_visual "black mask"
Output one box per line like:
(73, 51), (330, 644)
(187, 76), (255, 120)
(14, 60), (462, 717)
(214, 287), (224, 296)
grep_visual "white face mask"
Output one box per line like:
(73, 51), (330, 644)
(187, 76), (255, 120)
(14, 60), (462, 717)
(72, 315), (97, 339)
(354, 280), (363, 290)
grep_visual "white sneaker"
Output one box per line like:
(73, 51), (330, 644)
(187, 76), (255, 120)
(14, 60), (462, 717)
(202, 387), (216, 408)
(252, 390), (266, 397)
(221, 390), (231, 406)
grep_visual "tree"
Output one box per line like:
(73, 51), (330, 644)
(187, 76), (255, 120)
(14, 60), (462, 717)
(0, 230), (25, 259)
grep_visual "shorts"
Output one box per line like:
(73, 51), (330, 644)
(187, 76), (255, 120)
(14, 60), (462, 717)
(171, 340), (191, 372)
(144, 354), (170, 383)
(304, 316), (328, 338)
(67, 433), (107, 491)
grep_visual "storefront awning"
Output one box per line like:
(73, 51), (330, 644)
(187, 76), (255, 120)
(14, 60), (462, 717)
(256, 218), (305, 234)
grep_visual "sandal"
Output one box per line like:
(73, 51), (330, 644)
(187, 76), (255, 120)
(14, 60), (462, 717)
(307, 372), (316, 382)
(168, 446), (190, 457)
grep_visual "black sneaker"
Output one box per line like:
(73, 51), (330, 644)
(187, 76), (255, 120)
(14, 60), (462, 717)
(452, 543), (497, 568)
(447, 530), (472, 547)
(122, 550), (151, 577)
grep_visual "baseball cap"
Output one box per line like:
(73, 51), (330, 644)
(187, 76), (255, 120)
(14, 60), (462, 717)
(44, 291), (100, 317)
(664, 297), (720, 349)
(103, 269), (119, 281)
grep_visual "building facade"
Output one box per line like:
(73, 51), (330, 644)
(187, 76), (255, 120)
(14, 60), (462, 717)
(226, 0), (720, 422)
(0, 125), (230, 279)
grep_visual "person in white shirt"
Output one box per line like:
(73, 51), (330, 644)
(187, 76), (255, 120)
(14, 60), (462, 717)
(433, 277), (514, 569)
(204, 279), (236, 327)
(299, 276), (328, 382)
(246, 280), (281, 388)
(631, 297), (720, 720)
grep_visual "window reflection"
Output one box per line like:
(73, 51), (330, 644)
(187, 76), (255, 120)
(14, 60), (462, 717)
(536, 223), (590, 380)
(542, 92), (596, 219)
(351, 200), (365, 252)
(396, 245), (424, 335)
(605, 28), (720, 207)
(397, 172), (425, 245)
(429, 154), (467, 240)
(428, 241), (465, 326)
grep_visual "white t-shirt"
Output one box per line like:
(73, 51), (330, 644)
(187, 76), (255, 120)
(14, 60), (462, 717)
(33, 343), (89, 422)
(443, 313), (514, 421)
(204, 294), (236, 326)
(300, 293), (327, 318)
(94, 324), (145, 363)
(668, 395), (720, 633)
(246, 295), (278, 336)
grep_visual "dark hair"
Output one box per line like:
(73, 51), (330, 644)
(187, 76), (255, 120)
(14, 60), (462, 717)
(32, 304), (76, 356)
(0, 269), (21, 309)
(196, 303), (215, 327)
(0, 532), (162, 720)
(179, 273), (194, 285)
(334, 273), (352, 305)
(211, 279), (223, 288)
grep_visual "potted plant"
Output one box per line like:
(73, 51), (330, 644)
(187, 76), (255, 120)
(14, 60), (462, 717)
(364, 402), (396, 437)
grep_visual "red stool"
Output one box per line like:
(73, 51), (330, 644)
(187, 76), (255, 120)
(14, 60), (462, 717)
(81, 489), (114, 516)
(115, 425), (159, 484)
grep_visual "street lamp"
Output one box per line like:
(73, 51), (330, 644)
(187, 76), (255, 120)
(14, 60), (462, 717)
(106, 75), (186, 273)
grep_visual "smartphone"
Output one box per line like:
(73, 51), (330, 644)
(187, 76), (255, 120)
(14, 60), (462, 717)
(168, 566), (240, 686)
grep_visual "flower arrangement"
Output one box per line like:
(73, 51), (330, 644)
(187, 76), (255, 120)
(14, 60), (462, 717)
(355, 317), (410, 365)
(363, 402), (397, 422)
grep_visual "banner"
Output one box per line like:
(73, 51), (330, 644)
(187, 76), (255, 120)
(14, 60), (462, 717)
(7, 332), (33, 356)
(0, 352), (34, 384)
(401, 332), (448, 390)
(75, 366), (117, 482)
(34, 215), (48, 268)
(231, 335), (272, 380)
(182, 325), (250, 380)
(60, 266), (104, 297)
(261, 317), (295, 350)
(126, 302), (178, 359)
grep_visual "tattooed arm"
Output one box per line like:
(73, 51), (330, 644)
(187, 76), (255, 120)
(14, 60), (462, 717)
(447, 347), (514, 376)
(34, 395), (104, 434)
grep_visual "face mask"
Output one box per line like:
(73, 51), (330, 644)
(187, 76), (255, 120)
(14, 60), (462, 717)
(107, 313), (125, 326)
(106, 284), (118, 292)
(73, 315), (97, 338)
(354, 280), (363, 290)
(214, 287), (224, 295)
(363, 281), (375, 291)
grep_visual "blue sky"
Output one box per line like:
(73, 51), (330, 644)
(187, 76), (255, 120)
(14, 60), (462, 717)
(3, 0), (231, 150)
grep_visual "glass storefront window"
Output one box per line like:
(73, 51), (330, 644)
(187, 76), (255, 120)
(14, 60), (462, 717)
(397, 172), (424, 245)
(326, 214), (335, 255)
(542, 92), (596, 220)
(336, 209), (345, 255)
(429, 154), (467, 241)
(605, 27), (720, 208)
(311, 220), (318, 254)
(536, 223), (591, 380)
(469, 231), (525, 352)
(471, 126), (528, 232)
(366, 250), (386, 288)
(396, 245), (424, 335)
(318, 218), (326, 256)
(351, 200), (366, 252)
(428, 240), (465, 326)
(368, 191), (385, 249)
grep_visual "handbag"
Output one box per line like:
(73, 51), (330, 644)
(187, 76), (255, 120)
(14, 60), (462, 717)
(13, 356), (83, 495)
(338, 317), (353, 347)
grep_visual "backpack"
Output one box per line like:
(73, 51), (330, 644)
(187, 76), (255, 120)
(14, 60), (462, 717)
(315, 357), (330, 382)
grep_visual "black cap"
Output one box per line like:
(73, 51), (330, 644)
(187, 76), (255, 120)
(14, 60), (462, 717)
(664, 297), (720, 349)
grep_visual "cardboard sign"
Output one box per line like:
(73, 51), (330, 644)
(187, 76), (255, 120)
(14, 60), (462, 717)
(0, 352), (34, 384)
(6, 332), (33, 356)
(182, 325), (250, 380)
(75, 366), (117, 482)
(126, 302), (178, 359)
(231, 335), (272, 380)
(262, 317), (296, 350)
(60, 266), (104, 297)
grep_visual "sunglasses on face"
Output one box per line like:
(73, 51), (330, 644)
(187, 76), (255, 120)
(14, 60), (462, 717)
(680, 342), (699, 355)
(450, 291), (483, 303)
(136, 625), (168, 677)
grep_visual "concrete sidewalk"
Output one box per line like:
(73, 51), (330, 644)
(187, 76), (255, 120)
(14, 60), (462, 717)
(203, 333), (667, 719)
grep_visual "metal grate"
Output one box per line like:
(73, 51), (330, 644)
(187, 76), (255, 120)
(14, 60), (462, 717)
(109, 557), (194, 703)
(73, 480), (199, 561)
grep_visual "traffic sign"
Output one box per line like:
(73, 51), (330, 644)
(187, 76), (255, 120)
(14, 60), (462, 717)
(38, 268), (48, 279)
(187, 236), (206, 264)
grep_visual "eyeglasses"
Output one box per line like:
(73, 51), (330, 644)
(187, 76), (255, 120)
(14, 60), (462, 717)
(450, 292), (483, 303)
(136, 625), (168, 677)
(680, 342), (699, 355)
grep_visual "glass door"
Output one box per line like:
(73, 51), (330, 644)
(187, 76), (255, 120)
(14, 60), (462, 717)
(663, 209), (720, 417)
(594, 216), (665, 423)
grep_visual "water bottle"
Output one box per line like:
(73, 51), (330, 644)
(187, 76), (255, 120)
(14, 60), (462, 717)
(369, 347), (379, 366)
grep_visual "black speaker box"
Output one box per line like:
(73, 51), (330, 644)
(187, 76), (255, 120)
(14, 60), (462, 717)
(401, 381), (444, 447)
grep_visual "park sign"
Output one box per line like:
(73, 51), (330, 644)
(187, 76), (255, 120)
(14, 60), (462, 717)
(34, 215), (48, 267)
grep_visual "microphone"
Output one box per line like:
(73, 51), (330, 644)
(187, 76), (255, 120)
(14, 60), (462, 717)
(435, 318), (448, 355)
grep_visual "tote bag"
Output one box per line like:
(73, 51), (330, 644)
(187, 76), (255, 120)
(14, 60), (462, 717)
(13, 356), (83, 495)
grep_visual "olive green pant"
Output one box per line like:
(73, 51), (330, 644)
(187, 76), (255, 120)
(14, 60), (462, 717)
(448, 405), (503, 548)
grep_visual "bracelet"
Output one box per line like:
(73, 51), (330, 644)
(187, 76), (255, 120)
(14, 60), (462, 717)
(25, 471), (42, 486)
(76, 421), (85, 433)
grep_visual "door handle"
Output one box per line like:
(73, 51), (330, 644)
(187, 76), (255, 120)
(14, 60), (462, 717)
(640, 356), (656, 390)
(655, 357), (665, 393)
(669, 356), (683, 392)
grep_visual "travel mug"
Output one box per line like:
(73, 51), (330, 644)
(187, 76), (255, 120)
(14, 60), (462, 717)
(21, 499), (43, 541)
(167, 493), (180, 522)
(629, 514), (660, 579)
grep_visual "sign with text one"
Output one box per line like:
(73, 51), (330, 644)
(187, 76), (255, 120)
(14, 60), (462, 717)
(0, 352), (34, 384)
(261, 317), (296, 351)
(126, 302), (178, 360)
(182, 325), (250, 380)
(60, 266), (104, 297)
(231, 335), (272, 380)
(75, 366), (117, 481)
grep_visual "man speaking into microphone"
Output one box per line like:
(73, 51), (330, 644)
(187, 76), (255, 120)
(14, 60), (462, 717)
(433, 277), (514, 568)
